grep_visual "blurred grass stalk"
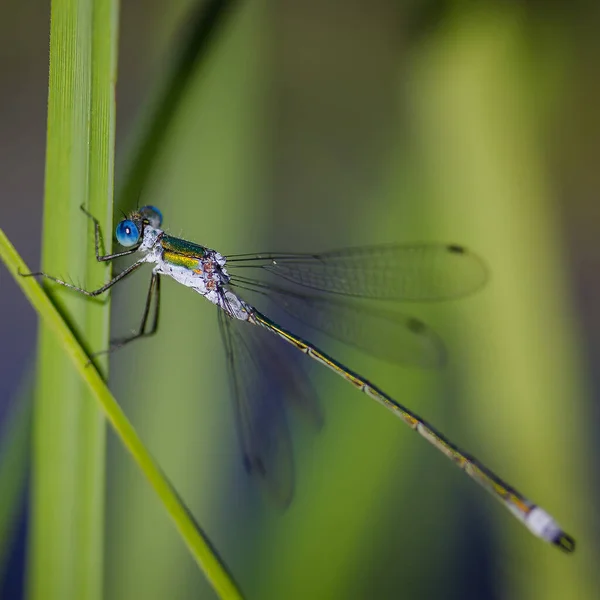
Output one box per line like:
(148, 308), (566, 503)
(414, 5), (594, 597)
(27, 1), (118, 599)
(105, 1), (256, 597)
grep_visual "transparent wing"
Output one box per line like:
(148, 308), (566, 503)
(229, 279), (446, 369)
(227, 243), (488, 301)
(217, 308), (321, 509)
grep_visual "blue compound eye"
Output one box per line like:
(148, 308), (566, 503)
(139, 205), (162, 228)
(115, 219), (140, 247)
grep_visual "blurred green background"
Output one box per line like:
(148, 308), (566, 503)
(1, 0), (600, 599)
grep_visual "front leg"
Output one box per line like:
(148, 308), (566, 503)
(20, 259), (146, 297)
(80, 205), (138, 261)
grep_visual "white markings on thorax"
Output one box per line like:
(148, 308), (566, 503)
(138, 227), (252, 321)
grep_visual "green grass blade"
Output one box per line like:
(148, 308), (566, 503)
(0, 230), (243, 600)
(26, 1), (117, 598)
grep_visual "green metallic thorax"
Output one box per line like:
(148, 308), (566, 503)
(161, 235), (207, 270)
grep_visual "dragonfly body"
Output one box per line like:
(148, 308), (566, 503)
(23, 205), (575, 553)
(136, 226), (253, 322)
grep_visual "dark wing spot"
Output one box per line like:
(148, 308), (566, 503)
(447, 244), (466, 254)
(406, 317), (427, 334)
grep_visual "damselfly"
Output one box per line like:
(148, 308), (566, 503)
(24, 205), (575, 553)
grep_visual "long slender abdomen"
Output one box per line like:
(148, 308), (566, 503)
(251, 309), (575, 552)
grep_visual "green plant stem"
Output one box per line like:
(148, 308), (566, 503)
(27, 1), (115, 599)
(0, 230), (243, 599)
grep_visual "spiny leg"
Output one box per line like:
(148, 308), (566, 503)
(20, 259), (146, 297)
(95, 272), (162, 356)
(80, 205), (139, 261)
